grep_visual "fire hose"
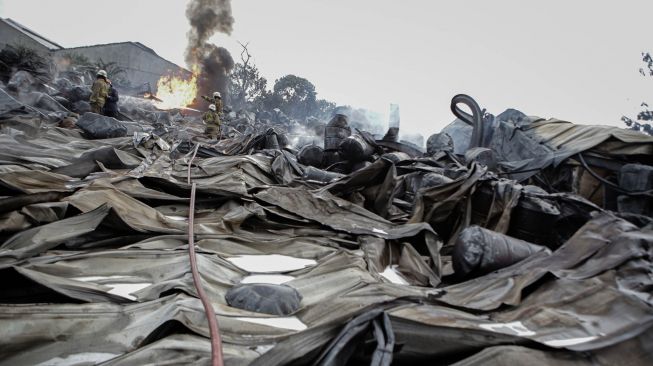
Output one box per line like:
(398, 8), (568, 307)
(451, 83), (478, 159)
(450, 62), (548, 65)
(451, 94), (484, 149)
(186, 143), (224, 366)
(576, 153), (653, 197)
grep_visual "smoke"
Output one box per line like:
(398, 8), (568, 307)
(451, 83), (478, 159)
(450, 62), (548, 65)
(334, 105), (386, 136)
(185, 0), (235, 101)
(197, 45), (234, 102)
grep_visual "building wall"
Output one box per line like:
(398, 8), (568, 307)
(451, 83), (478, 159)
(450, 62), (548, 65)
(0, 21), (52, 55)
(54, 43), (190, 92)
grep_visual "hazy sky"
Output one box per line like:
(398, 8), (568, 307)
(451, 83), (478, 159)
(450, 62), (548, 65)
(1, 0), (652, 137)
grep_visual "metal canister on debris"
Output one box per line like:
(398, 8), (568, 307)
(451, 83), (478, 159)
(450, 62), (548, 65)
(339, 134), (374, 162)
(453, 225), (549, 278)
(322, 151), (343, 168)
(426, 132), (454, 155)
(302, 166), (345, 184)
(324, 114), (351, 151)
(265, 134), (280, 149)
(382, 152), (411, 164)
(298, 144), (324, 167)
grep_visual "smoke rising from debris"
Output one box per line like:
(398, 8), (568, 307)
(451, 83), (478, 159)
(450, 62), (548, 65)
(198, 45), (234, 103)
(185, 0), (235, 101)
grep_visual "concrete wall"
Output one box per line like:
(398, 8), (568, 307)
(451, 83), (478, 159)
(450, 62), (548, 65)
(0, 21), (52, 55)
(54, 43), (190, 92)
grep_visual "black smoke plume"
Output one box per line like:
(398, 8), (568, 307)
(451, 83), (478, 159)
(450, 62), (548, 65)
(197, 45), (234, 103)
(185, 0), (235, 102)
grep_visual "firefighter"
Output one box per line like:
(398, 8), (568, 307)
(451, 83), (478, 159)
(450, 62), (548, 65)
(203, 103), (221, 139)
(201, 91), (223, 114)
(89, 70), (110, 114)
(103, 79), (120, 118)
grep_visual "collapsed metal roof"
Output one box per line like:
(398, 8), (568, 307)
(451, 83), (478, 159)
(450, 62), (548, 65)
(0, 74), (652, 366)
(1, 18), (64, 51)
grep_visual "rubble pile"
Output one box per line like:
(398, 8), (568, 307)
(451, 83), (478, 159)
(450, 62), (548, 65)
(0, 66), (652, 366)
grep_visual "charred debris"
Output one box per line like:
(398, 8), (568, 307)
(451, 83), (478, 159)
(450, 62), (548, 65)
(0, 49), (652, 366)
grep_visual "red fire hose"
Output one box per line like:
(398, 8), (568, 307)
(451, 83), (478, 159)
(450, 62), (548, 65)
(187, 144), (224, 366)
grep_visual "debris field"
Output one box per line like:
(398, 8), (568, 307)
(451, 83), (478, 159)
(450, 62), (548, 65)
(0, 64), (652, 366)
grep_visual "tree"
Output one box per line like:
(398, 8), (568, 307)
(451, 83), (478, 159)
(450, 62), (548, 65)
(92, 59), (128, 86)
(0, 44), (51, 83)
(270, 74), (318, 119)
(622, 52), (653, 136)
(226, 44), (337, 120)
(58, 52), (92, 69)
(57, 54), (129, 86)
(228, 42), (268, 110)
(314, 98), (336, 119)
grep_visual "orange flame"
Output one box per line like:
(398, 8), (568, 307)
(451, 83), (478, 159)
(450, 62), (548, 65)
(153, 66), (199, 109)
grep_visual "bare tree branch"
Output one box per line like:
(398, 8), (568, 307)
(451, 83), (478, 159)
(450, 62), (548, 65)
(237, 41), (252, 98)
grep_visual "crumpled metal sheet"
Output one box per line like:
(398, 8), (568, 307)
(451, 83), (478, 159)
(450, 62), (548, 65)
(256, 187), (416, 236)
(409, 162), (487, 246)
(0, 294), (282, 365)
(0, 107), (652, 365)
(63, 183), (187, 234)
(0, 248), (432, 364)
(524, 118), (653, 163)
(0, 204), (110, 264)
(439, 213), (651, 311)
(313, 309), (395, 366)
(449, 345), (592, 366)
(490, 117), (653, 181)
(0, 266), (132, 304)
(0, 169), (79, 193)
(52, 145), (141, 178)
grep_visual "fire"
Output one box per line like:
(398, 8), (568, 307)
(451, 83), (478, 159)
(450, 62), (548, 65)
(153, 66), (199, 109)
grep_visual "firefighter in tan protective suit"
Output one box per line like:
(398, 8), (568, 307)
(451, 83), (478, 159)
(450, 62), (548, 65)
(203, 104), (221, 139)
(201, 91), (223, 113)
(89, 70), (110, 114)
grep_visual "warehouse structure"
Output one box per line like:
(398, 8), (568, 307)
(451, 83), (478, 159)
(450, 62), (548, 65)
(0, 18), (189, 92)
(55, 42), (191, 91)
(0, 18), (64, 55)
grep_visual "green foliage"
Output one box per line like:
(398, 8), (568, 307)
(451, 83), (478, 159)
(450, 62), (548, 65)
(0, 44), (51, 83)
(259, 74), (338, 120)
(270, 74), (318, 119)
(315, 99), (336, 119)
(274, 75), (316, 103)
(229, 61), (268, 109)
(226, 43), (336, 120)
(623, 52), (653, 136)
(64, 57), (130, 86)
(622, 103), (653, 135)
(93, 59), (126, 78)
(639, 52), (653, 77)
(57, 54), (131, 87)
(92, 59), (129, 86)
